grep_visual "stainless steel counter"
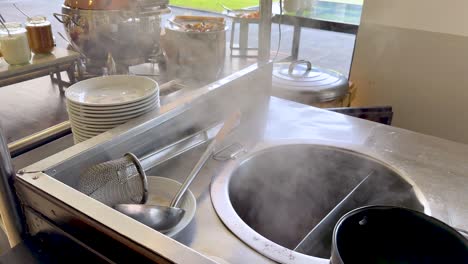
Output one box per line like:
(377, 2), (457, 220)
(261, 98), (468, 231)
(13, 93), (468, 263)
(137, 97), (468, 263)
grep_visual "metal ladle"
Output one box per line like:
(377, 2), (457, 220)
(115, 111), (241, 232)
(57, 32), (86, 57)
(168, 19), (185, 29)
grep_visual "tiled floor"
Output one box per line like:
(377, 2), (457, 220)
(0, 1), (356, 143)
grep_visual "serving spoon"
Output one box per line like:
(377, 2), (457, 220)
(0, 20), (11, 37)
(115, 111), (241, 232)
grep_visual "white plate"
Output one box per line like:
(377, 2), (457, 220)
(66, 94), (161, 112)
(68, 106), (156, 124)
(73, 133), (88, 144)
(71, 126), (103, 137)
(69, 116), (127, 126)
(69, 118), (121, 129)
(71, 124), (109, 133)
(72, 123), (109, 135)
(70, 122), (119, 131)
(65, 75), (159, 106)
(145, 176), (196, 237)
(66, 92), (159, 111)
(72, 133), (81, 143)
(73, 129), (98, 139)
(66, 99), (160, 115)
(69, 112), (153, 125)
(67, 101), (159, 118)
(67, 96), (159, 114)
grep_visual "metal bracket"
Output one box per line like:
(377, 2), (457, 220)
(213, 143), (247, 161)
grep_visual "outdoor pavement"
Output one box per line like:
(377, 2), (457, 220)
(0, 0), (355, 143)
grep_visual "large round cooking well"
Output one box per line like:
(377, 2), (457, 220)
(211, 143), (428, 263)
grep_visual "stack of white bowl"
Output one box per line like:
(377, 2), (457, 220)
(65, 75), (160, 144)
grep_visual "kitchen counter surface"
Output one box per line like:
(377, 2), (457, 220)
(142, 97), (468, 263)
(264, 97), (468, 230)
(13, 95), (468, 263)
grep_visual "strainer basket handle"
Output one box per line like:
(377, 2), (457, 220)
(125, 153), (148, 204)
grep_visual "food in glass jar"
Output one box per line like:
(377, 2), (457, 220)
(0, 22), (31, 65)
(26, 16), (54, 54)
(184, 22), (224, 32)
(171, 16), (225, 33)
(236, 11), (260, 19)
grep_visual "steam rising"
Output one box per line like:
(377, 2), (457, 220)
(228, 145), (424, 258)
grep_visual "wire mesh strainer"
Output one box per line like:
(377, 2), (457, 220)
(78, 152), (148, 206)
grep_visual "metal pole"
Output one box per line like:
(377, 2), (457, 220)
(258, 0), (273, 63)
(291, 19), (302, 60)
(8, 121), (71, 158)
(239, 21), (249, 57)
(0, 127), (25, 247)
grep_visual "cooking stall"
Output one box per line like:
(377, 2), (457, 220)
(0, 0), (467, 263)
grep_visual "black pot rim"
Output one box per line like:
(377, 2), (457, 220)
(331, 205), (468, 264)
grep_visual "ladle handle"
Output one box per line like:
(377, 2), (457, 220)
(170, 111), (241, 208)
(53, 13), (79, 26)
(168, 19), (185, 29)
(0, 20), (11, 37)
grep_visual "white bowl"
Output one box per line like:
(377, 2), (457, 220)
(66, 95), (159, 114)
(67, 102), (158, 119)
(68, 106), (157, 123)
(72, 133), (88, 144)
(145, 176), (197, 237)
(71, 124), (109, 133)
(71, 126), (102, 137)
(68, 118), (121, 129)
(65, 75), (159, 107)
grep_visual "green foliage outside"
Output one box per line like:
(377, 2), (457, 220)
(169, 0), (260, 12)
(169, 0), (363, 13)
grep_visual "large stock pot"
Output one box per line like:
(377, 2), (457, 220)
(163, 16), (227, 83)
(54, 2), (170, 67)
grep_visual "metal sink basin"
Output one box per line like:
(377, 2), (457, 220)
(211, 143), (428, 263)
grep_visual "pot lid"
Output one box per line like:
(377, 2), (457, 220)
(272, 60), (349, 102)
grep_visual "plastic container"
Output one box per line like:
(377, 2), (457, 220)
(25, 16), (54, 54)
(0, 22), (31, 65)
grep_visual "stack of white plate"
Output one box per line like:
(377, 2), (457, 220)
(65, 75), (160, 144)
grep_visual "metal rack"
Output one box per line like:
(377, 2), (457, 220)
(0, 48), (81, 93)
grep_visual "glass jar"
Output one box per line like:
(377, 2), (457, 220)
(25, 16), (54, 54)
(0, 22), (31, 65)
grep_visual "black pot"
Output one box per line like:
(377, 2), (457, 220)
(331, 205), (468, 264)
